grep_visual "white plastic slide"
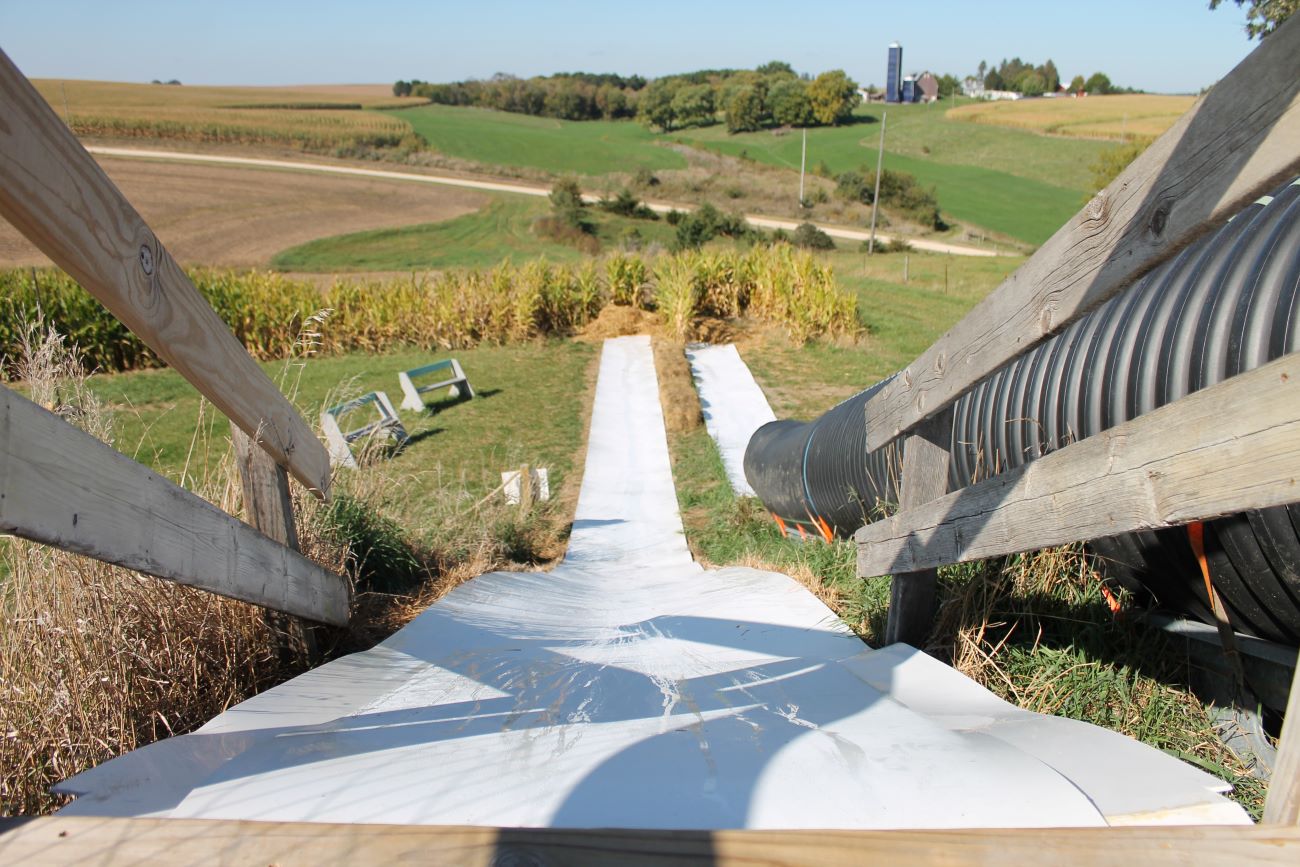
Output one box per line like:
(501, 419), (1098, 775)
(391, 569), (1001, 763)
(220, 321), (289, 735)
(55, 336), (1249, 828)
(684, 343), (776, 497)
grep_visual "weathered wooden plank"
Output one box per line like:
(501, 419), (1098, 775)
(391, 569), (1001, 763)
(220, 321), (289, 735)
(0, 386), (349, 625)
(863, 14), (1300, 450)
(232, 423), (322, 660)
(0, 49), (331, 496)
(0, 817), (1297, 866)
(884, 408), (952, 645)
(1264, 646), (1300, 824)
(856, 352), (1300, 576)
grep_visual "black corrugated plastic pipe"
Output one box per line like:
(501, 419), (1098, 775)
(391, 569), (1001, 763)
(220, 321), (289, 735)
(744, 178), (1300, 643)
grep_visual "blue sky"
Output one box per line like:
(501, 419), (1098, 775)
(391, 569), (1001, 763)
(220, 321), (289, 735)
(1, 1), (1257, 94)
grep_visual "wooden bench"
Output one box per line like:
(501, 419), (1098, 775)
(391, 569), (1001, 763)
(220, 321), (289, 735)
(398, 359), (473, 412)
(321, 391), (408, 469)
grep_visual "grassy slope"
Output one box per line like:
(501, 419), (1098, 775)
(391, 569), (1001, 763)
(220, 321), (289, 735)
(93, 342), (595, 530)
(271, 196), (676, 272)
(395, 104), (687, 175)
(676, 103), (1105, 245)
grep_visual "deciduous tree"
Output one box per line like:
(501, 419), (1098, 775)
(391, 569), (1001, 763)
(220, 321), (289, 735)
(1209, 0), (1297, 38)
(769, 79), (814, 126)
(807, 70), (861, 126)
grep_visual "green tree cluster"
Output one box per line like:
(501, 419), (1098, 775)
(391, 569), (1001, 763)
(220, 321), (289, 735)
(981, 57), (1061, 94)
(835, 168), (945, 230)
(398, 71), (646, 121)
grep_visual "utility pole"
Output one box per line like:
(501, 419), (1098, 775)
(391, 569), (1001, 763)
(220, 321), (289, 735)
(868, 111), (887, 254)
(798, 127), (807, 207)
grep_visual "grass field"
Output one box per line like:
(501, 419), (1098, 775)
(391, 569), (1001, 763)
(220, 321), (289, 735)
(92, 342), (595, 527)
(948, 93), (1196, 141)
(34, 79), (426, 152)
(271, 196), (675, 272)
(674, 102), (1106, 245)
(394, 103), (687, 175)
(394, 101), (1109, 245)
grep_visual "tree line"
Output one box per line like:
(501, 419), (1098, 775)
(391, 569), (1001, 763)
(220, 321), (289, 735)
(976, 58), (1137, 97)
(392, 61), (862, 132)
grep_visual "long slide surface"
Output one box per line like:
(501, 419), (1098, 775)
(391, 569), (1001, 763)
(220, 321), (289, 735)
(56, 336), (1247, 828)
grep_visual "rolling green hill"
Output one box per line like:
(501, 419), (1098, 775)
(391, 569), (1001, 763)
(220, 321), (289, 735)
(393, 100), (1112, 245)
(394, 104), (686, 175)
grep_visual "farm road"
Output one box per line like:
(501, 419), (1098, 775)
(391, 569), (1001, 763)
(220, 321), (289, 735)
(82, 146), (1001, 259)
(0, 153), (488, 269)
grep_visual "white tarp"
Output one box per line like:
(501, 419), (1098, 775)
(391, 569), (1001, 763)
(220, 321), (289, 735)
(685, 343), (776, 497)
(56, 336), (1248, 828)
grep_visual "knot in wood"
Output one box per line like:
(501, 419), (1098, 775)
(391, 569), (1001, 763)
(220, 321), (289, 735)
(1148, 201), (1171, 238)
(138, 244), (154, 275)
(1085, 191), (1108, 222)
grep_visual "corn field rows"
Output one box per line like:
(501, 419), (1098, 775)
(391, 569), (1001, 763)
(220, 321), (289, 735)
(1, 245), (859, 376)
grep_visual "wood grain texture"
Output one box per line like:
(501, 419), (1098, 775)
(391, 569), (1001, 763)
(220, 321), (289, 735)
(232, 423), (327, 658)
(1264, 647), (1300, 824)
(0, 386), (349, 625)
(884, 409), (952, 645)
(0, 49), (330, 496)
(0, 817), (1296, 866)
(863, 14), (1300, 450)
(857, 352), (1300, 576)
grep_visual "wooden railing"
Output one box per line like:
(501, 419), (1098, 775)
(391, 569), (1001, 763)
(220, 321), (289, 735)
(1, 22), (1299, 859)
(856, 14), (1300, 827)
(0, 48), (348, 626)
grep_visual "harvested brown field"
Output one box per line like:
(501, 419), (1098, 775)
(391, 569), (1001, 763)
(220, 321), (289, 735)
(0, 157), (489, 269)
(30, 79), (427, 152)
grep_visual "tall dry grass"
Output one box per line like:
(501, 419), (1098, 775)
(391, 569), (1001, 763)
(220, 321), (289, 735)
(0, 319), (575, 815)
(0, 322), (347, 815)
(2, 244), (860, 376)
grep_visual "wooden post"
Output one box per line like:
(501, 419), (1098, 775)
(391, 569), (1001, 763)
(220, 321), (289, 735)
(519, 463), (533, 513)
(232, 424), (322, 663)
(883, 408), (951, 646)
(1263, 647), (1300, 824)
(0, 49), (331, 496)
(0, 386), (349, 624)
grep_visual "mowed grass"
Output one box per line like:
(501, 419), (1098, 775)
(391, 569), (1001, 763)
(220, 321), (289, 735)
(34, 79), (424, 150)
(738, 248), (1023, 419)
(948, 93), (1196, 141)
(90, 342), (595, 530)
(271, 196), (676, 272)
(676, 102), (1101, 245)
(394, 103), (686, 175)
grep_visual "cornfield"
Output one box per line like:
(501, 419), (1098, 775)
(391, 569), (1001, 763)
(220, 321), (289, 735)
(32, 79), (426, 155)
(1, 245), (860, 376)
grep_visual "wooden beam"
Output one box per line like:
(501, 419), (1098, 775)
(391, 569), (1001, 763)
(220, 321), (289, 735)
(883, 408), (951, 646)
(1264, 645), (1300, 824)
(0, 386), (349, 625)
(856, 352), (1300, 577)
(863, 15), (1300, 451)
(0, 49), (331, 497)
(0, 817), (1297, 866)
(232, 423), (322, 660)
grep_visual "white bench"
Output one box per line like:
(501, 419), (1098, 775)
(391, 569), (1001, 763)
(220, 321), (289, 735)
(398, 359), (473, 412)
(320, 391), (408, 469)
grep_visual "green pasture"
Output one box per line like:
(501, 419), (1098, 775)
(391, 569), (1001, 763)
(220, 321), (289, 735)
(91, 342), (594, 529)
(272, 196), (676, 272)
(677, 102), (1104, 245)
(394, 104), (686, 175)
(392, 100), (1110, 245)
